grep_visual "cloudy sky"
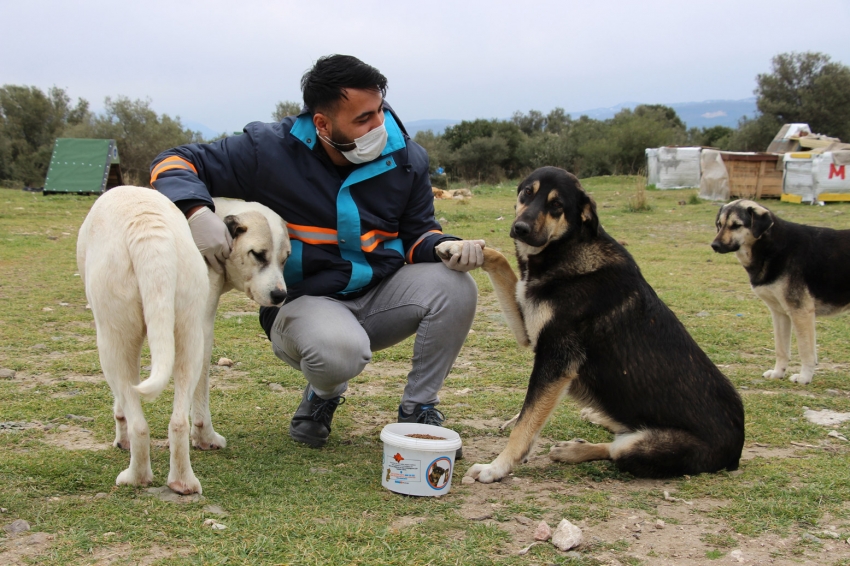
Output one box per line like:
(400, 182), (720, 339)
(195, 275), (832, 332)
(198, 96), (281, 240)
(3, 0), (850, 135)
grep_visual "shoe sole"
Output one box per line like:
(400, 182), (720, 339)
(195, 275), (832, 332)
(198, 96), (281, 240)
(289, 424), (328, 448)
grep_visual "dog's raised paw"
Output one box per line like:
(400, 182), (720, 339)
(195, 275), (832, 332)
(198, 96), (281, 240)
(435, 241), (464, 261)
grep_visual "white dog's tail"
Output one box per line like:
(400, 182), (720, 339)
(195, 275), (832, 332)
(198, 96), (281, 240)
(131, 228), (180, 402)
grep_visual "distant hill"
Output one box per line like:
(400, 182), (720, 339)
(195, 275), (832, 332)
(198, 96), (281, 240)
(405, 119), (462, 137)
(571, 98), (758, 129)
(404, 98), (758, 137)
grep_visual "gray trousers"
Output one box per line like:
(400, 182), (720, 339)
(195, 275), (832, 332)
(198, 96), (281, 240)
(269, 263), (478, 414)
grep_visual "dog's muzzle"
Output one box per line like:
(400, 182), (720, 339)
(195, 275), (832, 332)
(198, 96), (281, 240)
(710, 240), (737, 253)
(270, 289), (288, 305)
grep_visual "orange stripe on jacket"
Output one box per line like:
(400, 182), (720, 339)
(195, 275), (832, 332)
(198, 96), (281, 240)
(287, 223), (338, 235)
(151, 156), (198, 182)
(406, 230), (443, 263)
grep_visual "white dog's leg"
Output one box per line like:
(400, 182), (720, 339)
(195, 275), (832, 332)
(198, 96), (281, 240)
(790, 308), (817, 385)
(97, 318), (153, 487)
(167, 318), (204, 495)
(763, 308), (791, 380)
(112, 397), (129, 450)
(191, 290), (227, 450)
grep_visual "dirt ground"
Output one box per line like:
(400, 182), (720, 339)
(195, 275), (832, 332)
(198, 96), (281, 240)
(4, 368), (850, 565)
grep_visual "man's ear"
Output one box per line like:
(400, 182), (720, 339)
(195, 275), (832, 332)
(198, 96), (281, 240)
(580, 191), (599, 237)
(223, 215), (248, 239)
(749, 207), (774, 239)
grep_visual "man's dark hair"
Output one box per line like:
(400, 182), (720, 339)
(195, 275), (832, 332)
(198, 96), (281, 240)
(301, 54), (388, 115)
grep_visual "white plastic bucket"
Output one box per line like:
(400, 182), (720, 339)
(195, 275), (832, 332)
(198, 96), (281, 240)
(380, 423), (462, 497)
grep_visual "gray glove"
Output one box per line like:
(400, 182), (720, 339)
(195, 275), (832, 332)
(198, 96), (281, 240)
(440, 239), (485, 272)
(187, 207), (233, 274)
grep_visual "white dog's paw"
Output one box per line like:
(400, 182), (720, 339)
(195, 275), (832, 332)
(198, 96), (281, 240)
(168, 472), (202, 495)
(435, 241), (464, 261)
(113, 437), (130, 450)
(116, 466), (153, 487)
(464, 462), (510, 484)
(789, 372), (813, 385)
(762, 368), (786, 380)
(192, 429), (227, 450)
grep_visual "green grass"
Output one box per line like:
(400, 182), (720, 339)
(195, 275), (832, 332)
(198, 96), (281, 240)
(3, 179), (850, 564)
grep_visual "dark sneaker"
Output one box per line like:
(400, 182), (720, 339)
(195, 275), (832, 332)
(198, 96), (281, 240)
(289, 385), (345, 448)
(398, 404), (463, 459)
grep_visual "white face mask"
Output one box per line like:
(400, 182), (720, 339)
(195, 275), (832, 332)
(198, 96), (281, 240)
(320, 119), (388, 164)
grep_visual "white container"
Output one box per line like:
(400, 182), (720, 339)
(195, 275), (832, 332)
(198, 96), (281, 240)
(380, 423), (462, 497)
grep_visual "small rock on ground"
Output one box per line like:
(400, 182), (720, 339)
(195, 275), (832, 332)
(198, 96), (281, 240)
(3, 519), (31, 534)
(551, 518), (583, 551)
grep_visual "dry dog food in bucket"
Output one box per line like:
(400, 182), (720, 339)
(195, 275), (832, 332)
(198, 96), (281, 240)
(380, 423), (462, 497)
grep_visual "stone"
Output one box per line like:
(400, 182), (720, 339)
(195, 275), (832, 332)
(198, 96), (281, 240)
(3, 519), (31, 534)
(0, 368), (16, 379)
(804, 409), (850, 426)
(533, 520), (552, 541)
(461, 475), (475, 485)
(217, 357), (234, 367)
(203, 518), (227, 530)
(551, 518), (583, 551)
(145, 486), (205, 503)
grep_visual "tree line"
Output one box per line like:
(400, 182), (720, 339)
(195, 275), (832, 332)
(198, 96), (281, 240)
(1, 51), (848, 188)
(417, 52), (850, 184)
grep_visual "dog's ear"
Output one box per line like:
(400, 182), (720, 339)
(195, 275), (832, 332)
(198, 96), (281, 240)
(748, 206), (774, 239)
(223, 215), (248, 239)
(579, 191), (599, 236)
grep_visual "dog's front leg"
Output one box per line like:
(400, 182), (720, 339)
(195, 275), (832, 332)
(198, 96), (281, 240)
(481, 248), (530, 348)
(790, 306), (817, 385)
(191, 276), (227, 450)
(764, 307), (791, 380)
(466, 368), (575, 483)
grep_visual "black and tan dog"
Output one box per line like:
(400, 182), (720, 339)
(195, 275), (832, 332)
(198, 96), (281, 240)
(712, 199), (850, 385)
(438, 167), (744, 482)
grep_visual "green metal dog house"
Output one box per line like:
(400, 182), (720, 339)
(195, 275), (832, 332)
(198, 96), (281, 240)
(43, 138), (124, 194)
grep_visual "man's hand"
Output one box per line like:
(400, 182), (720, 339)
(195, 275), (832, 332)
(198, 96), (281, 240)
(438, 239), (485, 272)
(187, 207), (233, 274)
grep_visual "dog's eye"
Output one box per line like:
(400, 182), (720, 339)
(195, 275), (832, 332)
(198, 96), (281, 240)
(550, 200), (563, 210)
(250, 250), (267, 263)
(523, 186), (533, 197)
(729, 223), (741, 230)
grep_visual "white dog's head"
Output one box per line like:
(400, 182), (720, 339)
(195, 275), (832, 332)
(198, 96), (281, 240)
(219, 204), (290, 307)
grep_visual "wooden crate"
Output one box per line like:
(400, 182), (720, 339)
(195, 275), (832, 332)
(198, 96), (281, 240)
(721, 153), (783, 199)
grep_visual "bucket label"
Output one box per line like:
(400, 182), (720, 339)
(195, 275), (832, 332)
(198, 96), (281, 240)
(426, 457), (452, 490)
(385, 453), (421, 483)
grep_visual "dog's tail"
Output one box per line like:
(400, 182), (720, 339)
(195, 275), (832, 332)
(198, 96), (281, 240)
(130, 224), (180, 402)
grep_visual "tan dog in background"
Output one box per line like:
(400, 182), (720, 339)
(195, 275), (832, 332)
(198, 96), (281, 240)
(712, 199), (850, 384)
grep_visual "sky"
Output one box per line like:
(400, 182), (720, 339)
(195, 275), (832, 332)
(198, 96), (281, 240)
(3, 0), (850, 135)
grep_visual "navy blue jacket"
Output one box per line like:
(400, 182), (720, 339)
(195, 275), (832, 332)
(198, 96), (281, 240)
(150, 104), (456, 313)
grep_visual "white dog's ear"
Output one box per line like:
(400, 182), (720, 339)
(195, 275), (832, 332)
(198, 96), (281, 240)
(223, 214), (248, 239)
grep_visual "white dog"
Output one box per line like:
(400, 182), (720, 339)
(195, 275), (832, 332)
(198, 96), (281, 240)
(77, 186), (289, 494)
